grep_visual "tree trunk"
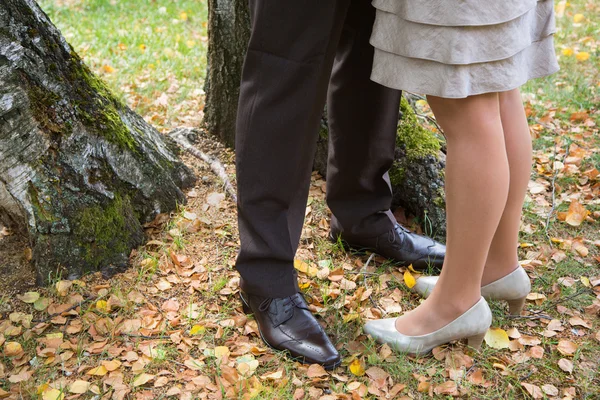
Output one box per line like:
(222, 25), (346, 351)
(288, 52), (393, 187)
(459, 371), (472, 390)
(203, 0), (447, 237)
(0, 0), (196, 283)
(203, 0), (250, 148)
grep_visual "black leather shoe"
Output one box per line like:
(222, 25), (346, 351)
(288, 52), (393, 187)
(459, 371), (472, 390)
(331, 223), (445, 271)
(240, 291), (341, 369)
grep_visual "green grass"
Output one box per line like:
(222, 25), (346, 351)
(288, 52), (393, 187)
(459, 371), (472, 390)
(38, 0), (208, 128)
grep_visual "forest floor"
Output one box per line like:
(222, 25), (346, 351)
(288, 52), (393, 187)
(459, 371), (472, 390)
(0, 0), (599, 399)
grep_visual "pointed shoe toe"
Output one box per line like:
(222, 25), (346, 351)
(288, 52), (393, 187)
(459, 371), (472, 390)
(364, 298), (492, 355)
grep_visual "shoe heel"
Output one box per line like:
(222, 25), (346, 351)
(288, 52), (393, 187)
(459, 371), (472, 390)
(506, 296), (527, 316)
(240, 294), (252, 314)
(467, 332), (486, 350)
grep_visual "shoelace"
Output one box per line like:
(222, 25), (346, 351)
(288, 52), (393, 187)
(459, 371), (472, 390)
(389, 223), (409, 243)
(258, 293), (309, 313)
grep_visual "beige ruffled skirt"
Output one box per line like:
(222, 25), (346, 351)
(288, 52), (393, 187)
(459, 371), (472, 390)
(370, 0), (560, 98)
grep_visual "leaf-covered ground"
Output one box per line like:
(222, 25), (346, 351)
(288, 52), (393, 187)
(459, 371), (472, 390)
(0, 0), (599, 399)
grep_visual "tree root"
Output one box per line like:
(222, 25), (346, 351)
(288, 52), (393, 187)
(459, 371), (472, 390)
(169, 128), (238, 203)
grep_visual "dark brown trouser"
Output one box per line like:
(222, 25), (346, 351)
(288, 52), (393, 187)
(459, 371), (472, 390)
(235, 0), (402, 298)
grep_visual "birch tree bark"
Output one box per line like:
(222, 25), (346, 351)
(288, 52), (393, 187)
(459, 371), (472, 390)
(0, 0), (195, 283)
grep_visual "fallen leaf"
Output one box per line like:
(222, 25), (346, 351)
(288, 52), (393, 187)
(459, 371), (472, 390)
(86, 366), (108, 376)
(260, 369), (283, 381)
(542, 384), (559, 396)
(69, 380), (90, 394)
(294, 259), (318, 277)
(102, 359), (121, 372)
(206, 192), (226, 207)
(349, 359), (365, 377)
(55, 280), (72, 296)
(403, 270), (416, 289)
(565, 200), (588, 226)
(190, 325), (206, 336)
(575, 52), (590, 62)
(214, 346), (230, 359)
(528, 346), (544, 359)
(434, 381), (458, 396)
(42, 389), (64, 400)
(557, 340), (578, 356)
(133, 373), (155, 387)
(306, 364), (328, 378)
(568, 316), (591, 329)
(558, 358), (573, 373)
(522, 382), (543, 399)
(95, 300), (110, 313)
(484, 328), (510, 349)
(3, 342), (22, 356)
(18, 292), (40, 304)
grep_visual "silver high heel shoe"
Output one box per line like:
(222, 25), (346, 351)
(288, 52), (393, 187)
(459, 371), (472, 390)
(363, 298), (492, 355)
(413, 267), (531, 315)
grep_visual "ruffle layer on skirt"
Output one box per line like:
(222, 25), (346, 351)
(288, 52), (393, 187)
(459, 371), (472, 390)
(370, 0), (559, 98)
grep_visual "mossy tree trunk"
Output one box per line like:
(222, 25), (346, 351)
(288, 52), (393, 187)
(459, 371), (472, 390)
(0, 0), (195, 283)
(204, 0), (446, 237)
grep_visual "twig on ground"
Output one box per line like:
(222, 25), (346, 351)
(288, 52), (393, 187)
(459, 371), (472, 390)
(362, 253), (384, 313)
(544, 138), (571, 242)
(33, 295), (95, 323)
(169, 128), (237, 202)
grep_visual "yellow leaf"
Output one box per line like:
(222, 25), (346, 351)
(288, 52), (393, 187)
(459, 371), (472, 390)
(190, 325), (206, 335)
(343, 313), (360, 323)
(132, 373), (155, 387)
(575, 52), (590, 62)
(101, 359), (121, 372)
(484, 328), (510, 349)
(101, 65), (115, 74)
(404, 270), (416, 289)
(214, 346), (230, 359)
(42, 389), (64, 400)
(349, 359), (365, 377)
(55, 280), (72, 296)
(186, 40), (196, 49)
(415, 99), (428, 108)
(95, 300), (110, 313)
(294, 259), (318, 277)
(298, 282), (311, 290)
(581, 276), (591, 288)
(18, 292), (40, 303)
(179, 12), (188, 21)
(573, 13), (585, 23)
(86, 366), (108, 376)
(4, 342), (23, 356)
(69, 381), (90, 394)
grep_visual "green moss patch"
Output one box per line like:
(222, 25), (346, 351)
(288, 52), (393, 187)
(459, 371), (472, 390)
(73, 194), (142, 268)
(397, 97), (441, 161)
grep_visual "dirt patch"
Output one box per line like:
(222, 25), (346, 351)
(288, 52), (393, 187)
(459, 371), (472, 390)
(0, 229), (36, 310)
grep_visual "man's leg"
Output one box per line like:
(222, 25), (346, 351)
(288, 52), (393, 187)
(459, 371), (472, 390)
(235, 0), (349, 367)
(326, 1), (446, 271)
(327, 0), (400, 241)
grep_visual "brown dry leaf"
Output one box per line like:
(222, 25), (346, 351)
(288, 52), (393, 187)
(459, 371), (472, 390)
(565, 200), (589, 226)
(558, 358), (574, 373)
(542, 384), (559, 397)
(69, 380), (90, 394)
(260, 369), (283, 381)
(467, 368), (485, 386)
(572, 240), (589, 257)
(102, 359), (122, 372)
(568, 316), (591, 329)
(55, 280), (72, 296)
(434, 381), (458, 396)
(522, 382), (543, 399)
(4, 341), (23, 356)
(557, 340), (578, 356)
(306, 364), (328, 378)
(484, 328), (510, 349)
(528, 346), (544, 359)
(417, 380), (430, 393)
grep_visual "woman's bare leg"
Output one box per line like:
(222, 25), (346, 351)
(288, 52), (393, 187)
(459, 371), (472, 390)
(395, 92), (510, 335)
